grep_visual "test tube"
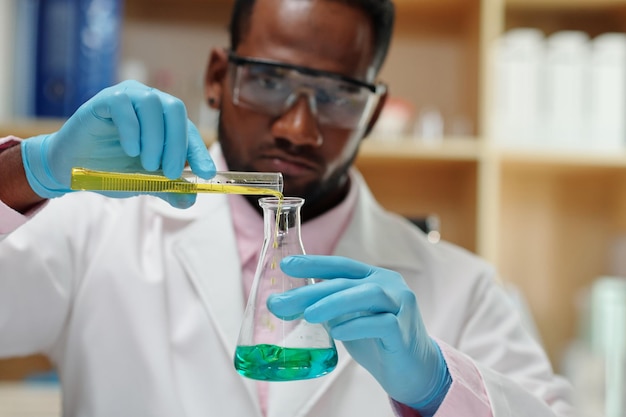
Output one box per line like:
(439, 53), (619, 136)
(70, 167), (284, 196)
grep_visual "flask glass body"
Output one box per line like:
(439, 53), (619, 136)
(234, 197), (337, 381)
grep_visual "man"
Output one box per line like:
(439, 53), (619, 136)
(0, 0), (573, 416)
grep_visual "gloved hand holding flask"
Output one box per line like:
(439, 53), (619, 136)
(21, 80), (216, 208)
(268, 255), (453, 417)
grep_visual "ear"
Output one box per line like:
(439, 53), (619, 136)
(205, 48), (229, 109)
(362, 86), (388, 138)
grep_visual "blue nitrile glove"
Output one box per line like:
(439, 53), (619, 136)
(21, 80), (216, 208)
(268, 255), (452, 416)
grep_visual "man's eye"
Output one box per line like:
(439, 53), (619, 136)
(256, 75), (283, 90)
(315, 89), (333, 104)
(246, 71), (287, 91)
(330, 96), (359, 110)
(315, 88), (361, 108)
(337, 84), (362, 95)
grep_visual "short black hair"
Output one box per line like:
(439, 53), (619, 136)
(228, 0), (395, 76)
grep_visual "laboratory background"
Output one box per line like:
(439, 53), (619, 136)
(1, 0), (626, 415)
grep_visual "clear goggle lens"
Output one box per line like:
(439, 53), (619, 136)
(229, 55), (385, 130)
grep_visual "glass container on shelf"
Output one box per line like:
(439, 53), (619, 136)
(234, 196), (338, 381)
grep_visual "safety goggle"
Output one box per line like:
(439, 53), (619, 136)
(228, 52), (387, 130)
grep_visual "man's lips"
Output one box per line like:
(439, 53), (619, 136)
(260, 154), (319, 176)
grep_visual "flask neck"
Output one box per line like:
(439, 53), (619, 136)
(260, 197), (304, 246)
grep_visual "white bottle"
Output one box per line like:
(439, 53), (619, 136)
(589, 33), (626, 152)
(591, 277), (626, 417)
(414, 107), (444, 144)
(544, 31), (591, 150)
(490, 28), (545, 147)
(563, 277), (626, 417)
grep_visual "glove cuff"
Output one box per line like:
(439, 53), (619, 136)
(21, 134), (72, 199)
(407, 339), (453, 416)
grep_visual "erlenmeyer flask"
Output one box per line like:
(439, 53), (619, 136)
(234, 196), (338, 381)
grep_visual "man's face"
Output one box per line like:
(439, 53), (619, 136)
(208, 0), (380, 215)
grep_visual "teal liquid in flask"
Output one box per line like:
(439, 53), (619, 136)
(234, 197), (338, 381)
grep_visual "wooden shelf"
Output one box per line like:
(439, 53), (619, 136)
(0, 119), (65, 139)
(496, 147), (626, 169)
(361, 137), (481, 161)
(0, 122), (482, 164)
(394, 0), (476, 16)
(0, 356), (52, 381)
(506, 0), (626, 10)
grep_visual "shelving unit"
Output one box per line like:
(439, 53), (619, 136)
(2, 0), (625, 376)
(491, 0), (626, 367)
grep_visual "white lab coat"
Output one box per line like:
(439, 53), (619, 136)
(0, 170), (572, 417)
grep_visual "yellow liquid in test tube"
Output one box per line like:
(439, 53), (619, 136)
(70, 167), (283, 198)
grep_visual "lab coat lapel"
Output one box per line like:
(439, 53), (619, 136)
(168, 195), (259, 407)
(335, 170), (425, 273)
(171, 195), (243, 354)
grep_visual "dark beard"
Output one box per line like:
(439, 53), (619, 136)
(217, 116), (357, 222)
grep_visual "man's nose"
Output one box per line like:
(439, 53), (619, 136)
(271, 94), (323, 147)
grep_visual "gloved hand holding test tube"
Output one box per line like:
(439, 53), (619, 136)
(20, 80), (285, 208)
(70, 167), (283, 197)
